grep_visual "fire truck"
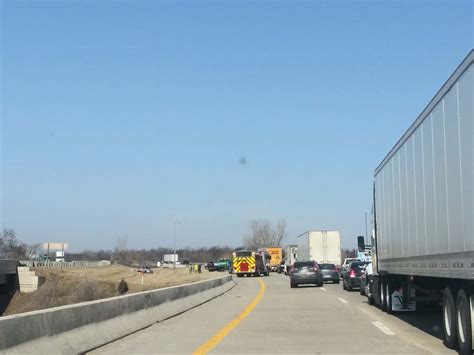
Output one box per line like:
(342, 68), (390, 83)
(232, 250), (270, 277)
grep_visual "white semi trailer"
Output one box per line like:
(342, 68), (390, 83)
(370, 50), (473, 354)
(296, 230), (341, 266)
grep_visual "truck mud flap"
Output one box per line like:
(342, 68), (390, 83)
(391, 287), (416, 312)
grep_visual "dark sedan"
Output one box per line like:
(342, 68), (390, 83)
(342, 261), (370, 291)
(290, 261), (323, 288)
(319, 263), (340, 283)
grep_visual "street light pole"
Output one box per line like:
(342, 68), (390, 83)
(174, 220), (180, 269)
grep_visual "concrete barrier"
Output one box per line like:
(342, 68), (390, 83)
(0, 274), (234, 354)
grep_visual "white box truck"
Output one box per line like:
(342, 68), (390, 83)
(296, 230), (341, 266)
(370, 50), (473, 354)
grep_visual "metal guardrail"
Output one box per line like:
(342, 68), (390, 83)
(21, 260), (111, 268)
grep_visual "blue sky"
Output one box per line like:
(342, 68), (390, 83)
(1, 0), (472, 251)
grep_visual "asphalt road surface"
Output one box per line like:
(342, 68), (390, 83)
(90, 274), (455, 354)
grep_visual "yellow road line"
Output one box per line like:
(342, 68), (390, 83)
(193, 279), (266, 355)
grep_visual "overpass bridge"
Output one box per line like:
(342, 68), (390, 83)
(0, 260), (19, 315)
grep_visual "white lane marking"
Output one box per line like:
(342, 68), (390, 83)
(319, 287), (327, 291)
(372, 321), (396, 336)
(338, 298), (348, 304)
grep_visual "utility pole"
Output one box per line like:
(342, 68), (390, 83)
(174, 220), (181, 269)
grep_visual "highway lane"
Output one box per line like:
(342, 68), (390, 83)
(90, 274), (454, 354)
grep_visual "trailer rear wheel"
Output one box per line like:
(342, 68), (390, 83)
(385, 280), (393, 314)
(380, 279), (387, 312)
(456, 289), (472, 355)
(443, 287), (457, 349)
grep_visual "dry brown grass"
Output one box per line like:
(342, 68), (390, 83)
(4, 265), (224, 316)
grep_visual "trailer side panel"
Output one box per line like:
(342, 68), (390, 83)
(374, 53), (473, 280)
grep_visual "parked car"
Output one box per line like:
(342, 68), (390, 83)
(290, 261), (323, 288)
(319, 263), (340, 283)
(342, 261), (370, 291)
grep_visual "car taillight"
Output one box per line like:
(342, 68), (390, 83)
(350, 269), (356, 278)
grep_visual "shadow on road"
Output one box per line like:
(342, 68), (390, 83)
(354, 289), (445, 342)
(394, 305), (444, 341)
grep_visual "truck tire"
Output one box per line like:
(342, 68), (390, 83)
(385, 280), (393, 314)
(443, 287), (457, 349)
(456, 289), (472, 355)
(237, 274), (243, 278)
(368, 294), (375, 306)
(380, 279), (387, 312)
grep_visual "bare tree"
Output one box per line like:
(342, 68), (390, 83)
(0, 229), (27, 259)
(26, 243), (41, 260)
(113, 235), (128, 264)
(243, 219), (272, 249)
(273, 219), (287, 246)
(243, 219), (287, 250)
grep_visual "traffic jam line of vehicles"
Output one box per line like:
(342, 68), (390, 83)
(366, 50), (473, 355)
(231, 51), (473, 355)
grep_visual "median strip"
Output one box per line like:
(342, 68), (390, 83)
(193, 279), (266, 355)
